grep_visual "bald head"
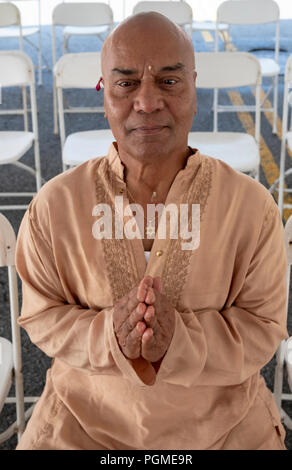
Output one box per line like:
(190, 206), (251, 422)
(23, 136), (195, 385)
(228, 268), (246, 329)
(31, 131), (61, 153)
(101, 12), (194, 75)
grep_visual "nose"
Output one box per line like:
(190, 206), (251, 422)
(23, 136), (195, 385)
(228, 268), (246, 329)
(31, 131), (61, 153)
(133, 80), (164, 114)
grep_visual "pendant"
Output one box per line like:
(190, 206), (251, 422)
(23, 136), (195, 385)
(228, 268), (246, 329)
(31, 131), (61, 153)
(146, 219), (156, 238)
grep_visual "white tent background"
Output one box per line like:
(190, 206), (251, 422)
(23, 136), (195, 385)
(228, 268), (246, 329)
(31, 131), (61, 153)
(14, 0), (292, 26)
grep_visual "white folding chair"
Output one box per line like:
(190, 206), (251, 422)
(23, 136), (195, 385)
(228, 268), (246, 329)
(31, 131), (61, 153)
(183, 0), (229, 47)
(0, 50), (42, 211)
(52, 2), (114, 134)
(0, 213), (38, 446)
(188, 51), (262, 180)
(273, 214), (292, 431)
(60, 1), (114, 53)
(215, 0), (280, 134)
(0, 2), (30, 132)
(274, 54), (292, 218)
(54, 52), (114, 171)
(0, 0), (44, 86)
(132, 1), (193, 36)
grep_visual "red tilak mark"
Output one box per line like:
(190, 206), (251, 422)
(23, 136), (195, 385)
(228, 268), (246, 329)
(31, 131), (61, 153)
(96, 78), (103, 91)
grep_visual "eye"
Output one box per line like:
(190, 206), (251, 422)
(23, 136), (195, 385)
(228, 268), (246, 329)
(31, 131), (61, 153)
(162, 78), (177, 86)
(117, 80), (136, 88)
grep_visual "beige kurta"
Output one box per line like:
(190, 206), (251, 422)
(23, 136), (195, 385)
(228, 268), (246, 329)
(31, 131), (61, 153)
(16, 145), (288, 450)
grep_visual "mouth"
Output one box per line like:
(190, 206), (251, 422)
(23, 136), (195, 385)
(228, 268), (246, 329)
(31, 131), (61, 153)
(131, 126), (169, 136)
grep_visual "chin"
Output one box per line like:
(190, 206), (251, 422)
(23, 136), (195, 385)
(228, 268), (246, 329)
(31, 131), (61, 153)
(130, 141), (171, 161)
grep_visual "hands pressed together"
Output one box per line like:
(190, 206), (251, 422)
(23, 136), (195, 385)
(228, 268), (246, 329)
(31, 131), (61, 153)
(113, 276), (175, 365)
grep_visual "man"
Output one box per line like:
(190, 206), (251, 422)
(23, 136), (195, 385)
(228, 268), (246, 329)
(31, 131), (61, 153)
(16, 12), (288, 450)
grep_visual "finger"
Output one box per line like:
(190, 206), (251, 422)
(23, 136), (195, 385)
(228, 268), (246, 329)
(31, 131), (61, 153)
(137, 276), (153, 302)
(136, 302), (147, 316)
(145, 287), (155, 305)
(143, 305), (156, 328)
(141, 327), (154, 344)
(153, 277), (163, 293)
(125, 321), (147, 359)
(125, 288), (142, 315)
(127, 302), (147, 331)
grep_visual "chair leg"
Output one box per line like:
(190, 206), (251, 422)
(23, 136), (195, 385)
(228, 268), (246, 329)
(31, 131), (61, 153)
(53, 77), (58, 135)
(278, 138), (287, 217)
(22, 87), (29, 132)
(272, 75), (278, 135)
(34, 140), (42, 192)
(38, 27), (42, 86)
(273, 341), (286, 411)
(15, 371), (25, 441)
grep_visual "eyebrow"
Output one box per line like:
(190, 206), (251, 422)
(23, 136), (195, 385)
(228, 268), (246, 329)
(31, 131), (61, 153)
(111, 68), (137, 75)
(160, 62), (185, 72)
(111, 62), (185, 75)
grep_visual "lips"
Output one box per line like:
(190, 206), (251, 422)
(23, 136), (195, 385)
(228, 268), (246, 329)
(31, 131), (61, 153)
(131, 125), (168, 135)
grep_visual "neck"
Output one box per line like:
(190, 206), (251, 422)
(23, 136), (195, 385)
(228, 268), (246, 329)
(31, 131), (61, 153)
(121, 147), (192, 203)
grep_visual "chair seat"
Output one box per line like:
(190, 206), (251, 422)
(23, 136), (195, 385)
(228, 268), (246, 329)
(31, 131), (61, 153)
(63, 129), (114, 166)
(259, 58), (280, 77)
(192, 21), (229, 32)
(63, 25), (110, 37)
(188, 132), (259, 173)
(0, 131), (34, 164)
(0, 26), (39, 38)
(0, 337), (13, 414)
(286, 337), (292, 391)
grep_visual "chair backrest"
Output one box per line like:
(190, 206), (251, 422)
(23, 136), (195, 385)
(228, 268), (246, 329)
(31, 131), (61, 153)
(0, 213), (26, 443)
(0, 50), (38, 135)
(132, 1), (193, 31)
(0, 2), (21, 27)
(0, 2), (23, 49)
(281, 54), (292, 139)
(217, 0), (280, 25)
(285, 55), (292, 88)
(0, 213), (16, 268)
(52, 2), (113, 27)
(54, 51), (102, 89)
(0, 49), (34, 87)
(4, 0), (41, 23)
(51, 2), (113, 67)
(195, 51), (261, 89)
(216, 0), (280, 62)
(195, 51), (261, 140)
(54, 52), (104, 147)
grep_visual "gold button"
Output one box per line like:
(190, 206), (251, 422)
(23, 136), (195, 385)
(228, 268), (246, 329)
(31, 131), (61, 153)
(156, 250), (163, 257)
(119, 188), (124, 194)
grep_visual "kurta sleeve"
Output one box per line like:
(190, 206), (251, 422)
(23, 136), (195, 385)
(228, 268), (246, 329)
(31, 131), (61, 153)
(15, 202), (144, 383)
(157, 196), (289, 387)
